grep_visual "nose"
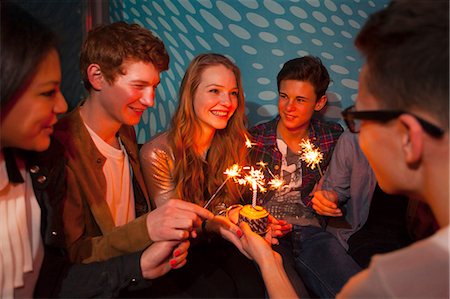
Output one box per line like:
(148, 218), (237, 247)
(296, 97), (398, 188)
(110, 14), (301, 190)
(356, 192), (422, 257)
(140, 87), (155, 107)
(54, 92), (68, 114)
(220, 92), (232, 107)
(286, 99), (296, 111)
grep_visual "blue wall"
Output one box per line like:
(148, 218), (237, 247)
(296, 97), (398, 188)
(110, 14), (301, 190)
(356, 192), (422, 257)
(110, 0), (388, 144)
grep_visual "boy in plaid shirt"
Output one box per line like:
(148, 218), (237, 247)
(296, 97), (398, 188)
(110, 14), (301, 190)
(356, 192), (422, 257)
(249, 56), (359, 298)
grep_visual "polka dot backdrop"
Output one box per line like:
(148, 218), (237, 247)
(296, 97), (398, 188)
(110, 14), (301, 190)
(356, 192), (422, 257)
(109, 0), (388, 144)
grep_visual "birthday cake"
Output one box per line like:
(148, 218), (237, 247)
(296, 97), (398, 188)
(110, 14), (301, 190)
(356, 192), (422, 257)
(238, 204), (269, 235)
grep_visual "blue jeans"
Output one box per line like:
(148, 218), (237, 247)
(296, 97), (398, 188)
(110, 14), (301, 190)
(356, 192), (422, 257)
(291, 225), (362, 298)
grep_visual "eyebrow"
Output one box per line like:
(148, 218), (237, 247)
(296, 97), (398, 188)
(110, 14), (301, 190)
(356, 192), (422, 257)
(205, 83), (238, 89)
(130, 79), (160, 85)
(37, 80), (60, 87)
(279, 92), (309, 99)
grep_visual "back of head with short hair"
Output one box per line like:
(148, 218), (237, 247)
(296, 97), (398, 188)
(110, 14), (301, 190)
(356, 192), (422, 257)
(80, 22), (169, 90)
(276, 55), (330, 100)
(1, 1), (57, 109)
(355, 0), (449, 131)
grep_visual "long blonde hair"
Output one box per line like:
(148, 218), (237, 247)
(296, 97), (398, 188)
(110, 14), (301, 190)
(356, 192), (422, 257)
(168, 53), (249, 210)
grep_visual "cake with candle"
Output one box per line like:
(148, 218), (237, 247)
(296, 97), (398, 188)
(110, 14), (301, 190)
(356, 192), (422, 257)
(238, 204), (269, 235)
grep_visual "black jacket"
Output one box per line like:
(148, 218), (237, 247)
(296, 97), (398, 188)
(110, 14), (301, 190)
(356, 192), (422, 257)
(4, 142), (149, 298)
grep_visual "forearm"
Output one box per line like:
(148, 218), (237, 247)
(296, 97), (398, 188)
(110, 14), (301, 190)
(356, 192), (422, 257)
(59, 251), (151, 298)
(70, 215), (152, 263)
(258, 257), (298, 299)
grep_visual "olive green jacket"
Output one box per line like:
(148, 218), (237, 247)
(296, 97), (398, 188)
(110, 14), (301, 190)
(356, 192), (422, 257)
(54, 106), (154, 263)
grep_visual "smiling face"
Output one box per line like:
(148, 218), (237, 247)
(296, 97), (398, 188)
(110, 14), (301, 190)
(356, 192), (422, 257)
(0, 49), (67, 151)
(277, 79), (326, 133)
(98, 60), (161, 127)
(193, 64), (239, 136)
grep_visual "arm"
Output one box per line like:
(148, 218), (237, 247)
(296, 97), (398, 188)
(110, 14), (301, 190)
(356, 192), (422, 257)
(139, 134), (177, 207)
(238, 222), (298, 299)
(59, 240), (190, 298)
(312, 132), (354, 216)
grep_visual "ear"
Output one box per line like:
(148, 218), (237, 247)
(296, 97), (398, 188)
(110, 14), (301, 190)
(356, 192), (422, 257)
(398, 114), (424, 165)
(86, 64), (104, 91)
(314, 95), (327, 111)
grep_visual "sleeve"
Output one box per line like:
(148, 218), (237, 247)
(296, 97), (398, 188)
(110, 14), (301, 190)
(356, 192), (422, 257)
(322, 132), (354, 205)
(59, 251), (152, 298)
(64, 167), (152, 263)
(139, 138), (177, 207)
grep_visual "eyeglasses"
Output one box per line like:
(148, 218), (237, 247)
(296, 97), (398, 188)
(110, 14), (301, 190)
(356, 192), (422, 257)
(342, 105), (444, 137)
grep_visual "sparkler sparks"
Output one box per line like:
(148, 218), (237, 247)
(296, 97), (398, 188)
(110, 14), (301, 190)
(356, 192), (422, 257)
(204, 136), (286, 210)
(203, 164), (242, 209)
(299, 139), (324, 177)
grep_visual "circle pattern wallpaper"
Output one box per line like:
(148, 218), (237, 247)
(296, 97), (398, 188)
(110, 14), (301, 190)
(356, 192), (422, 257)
(109, 0), (388, 143)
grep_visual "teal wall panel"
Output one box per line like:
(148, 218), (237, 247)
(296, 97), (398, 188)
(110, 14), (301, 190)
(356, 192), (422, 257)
(110, 0), (388, 144)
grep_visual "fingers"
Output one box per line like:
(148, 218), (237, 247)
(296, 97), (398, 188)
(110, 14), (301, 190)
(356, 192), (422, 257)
(167, 199), (214, 220)
(209, 216), (243, 238)
(311, 198), (342, 216)
(170, 240), (190, 269)
(311, 191), (342, 216)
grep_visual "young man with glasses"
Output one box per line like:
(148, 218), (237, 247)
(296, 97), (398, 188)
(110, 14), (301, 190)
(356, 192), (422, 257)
(237, 1), (448, 298)
(338, 0), (449, 296)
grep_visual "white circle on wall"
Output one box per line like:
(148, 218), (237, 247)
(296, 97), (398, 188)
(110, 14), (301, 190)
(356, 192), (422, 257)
(263, 0), (285, 15)
(290, 6), (308, 19)
(253, 63), (264, 70)
(242, 45), (257, 55)
(213, 33), (230, 47)
(257, 77), (271, 85)
(158, 103), (167, 128)
(299, 22), (316, 33)
(321, 26), (335, 36)
(240, 0), (259, 9)
(341, 79), (359, 90)
(186, 15), (204, 33)
(171, 16), (187, 33)
(259, 32), (278, 43)
(196, 35), (212, 50)
(228, 24), (251, 40)
(258, 91), (277, 101)
(275, 18), (294, 31)
(217, 1), (242, 21)
(152, 1), (165, 16)
(312, 11), (327, 23)
(246, 12), (270, 27)
(287, 35), (302, 44)
(257, 104), (278, 116)
(200, 9), (223, 30)
(163, 0), (180, 16)
(272, 49), (284, 56)
(330, 65), (349, 75)
(150, 112), (157, 136)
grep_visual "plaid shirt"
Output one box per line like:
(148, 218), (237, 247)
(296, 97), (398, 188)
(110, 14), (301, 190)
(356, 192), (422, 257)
(249, 115), (343, 207)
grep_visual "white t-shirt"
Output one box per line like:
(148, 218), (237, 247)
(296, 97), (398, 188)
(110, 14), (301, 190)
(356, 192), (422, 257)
(84, 124), (135, 226)
(338, 226), (450, 298)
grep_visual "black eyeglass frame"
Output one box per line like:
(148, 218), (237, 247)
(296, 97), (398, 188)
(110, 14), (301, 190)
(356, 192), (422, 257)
(341, 105), (444, 137)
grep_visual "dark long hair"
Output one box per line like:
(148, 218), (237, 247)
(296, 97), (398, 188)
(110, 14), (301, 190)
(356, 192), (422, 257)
(1, 1), (57, 109)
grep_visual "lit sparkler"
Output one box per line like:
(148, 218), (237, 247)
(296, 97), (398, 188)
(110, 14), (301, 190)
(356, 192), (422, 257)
(299, 139), (324, 177)
(203, 164), (242, 209)
(204, 137), (286, 210)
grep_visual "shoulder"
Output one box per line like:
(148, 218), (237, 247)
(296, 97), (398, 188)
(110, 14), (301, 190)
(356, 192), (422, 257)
(349, 228), (449, 298)
(140, 131), (172, 161)
(312, 118), (343, 145)
(249, 117), (279, 142)
(313, 117), (344, 134)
